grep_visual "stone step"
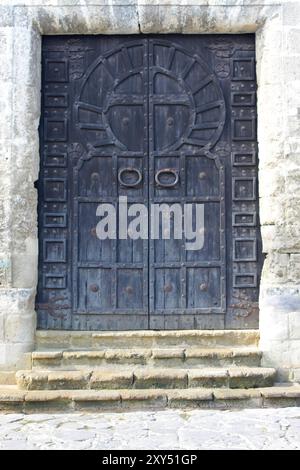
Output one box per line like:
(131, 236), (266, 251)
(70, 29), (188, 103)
(31, 347), (262, 369)
(1, 385), (300, 412)
(36, 329), (259, 350)
(16, 367), (276, 391)
(0, 371), (16, 386)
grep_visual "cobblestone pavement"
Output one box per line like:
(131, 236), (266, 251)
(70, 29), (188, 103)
(0, 408), (299, 450)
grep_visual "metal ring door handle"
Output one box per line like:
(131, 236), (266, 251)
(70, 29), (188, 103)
(155, 168), (179, 188)
(118, 167), (142, 188)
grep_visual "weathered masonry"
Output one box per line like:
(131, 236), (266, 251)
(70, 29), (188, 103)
(0, 1), (300, 407)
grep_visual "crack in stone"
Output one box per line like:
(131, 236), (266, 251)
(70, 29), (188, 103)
(278, 419), (294, 448)
(136, 4), (141, 34)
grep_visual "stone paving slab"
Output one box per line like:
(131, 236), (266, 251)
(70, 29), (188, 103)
(0, 408), (299, 450)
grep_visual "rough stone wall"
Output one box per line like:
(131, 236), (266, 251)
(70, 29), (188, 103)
(0, 1), (299, 378)
(257, 1), (300, 382)
(0, 10), (41, 368)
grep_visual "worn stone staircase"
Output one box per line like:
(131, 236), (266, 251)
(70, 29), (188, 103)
(1, 330), (300, 412)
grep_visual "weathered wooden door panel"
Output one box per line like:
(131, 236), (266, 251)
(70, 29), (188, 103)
(36, 34), (262, 330)
(72, 39), (149, 329)
(148, 39), (226, 329)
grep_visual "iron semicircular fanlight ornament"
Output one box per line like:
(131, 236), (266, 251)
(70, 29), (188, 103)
(75, 39), (226, 154)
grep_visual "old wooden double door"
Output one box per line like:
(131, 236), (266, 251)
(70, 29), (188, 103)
(37, 35), (262, 331)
